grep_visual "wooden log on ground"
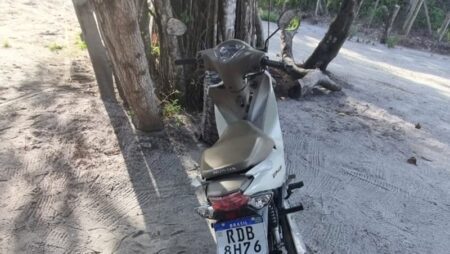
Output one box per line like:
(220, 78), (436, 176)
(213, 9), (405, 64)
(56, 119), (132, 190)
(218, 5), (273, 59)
(280, 26), (341, 98)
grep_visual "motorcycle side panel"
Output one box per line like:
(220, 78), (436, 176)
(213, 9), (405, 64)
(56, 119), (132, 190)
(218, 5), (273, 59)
(214, 72), (287, 195)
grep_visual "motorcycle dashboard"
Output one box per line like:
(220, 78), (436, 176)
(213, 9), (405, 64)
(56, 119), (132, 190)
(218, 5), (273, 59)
(215, 40), (246, 62)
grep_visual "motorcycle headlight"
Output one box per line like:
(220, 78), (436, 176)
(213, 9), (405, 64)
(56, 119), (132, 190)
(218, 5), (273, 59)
(216, 41), (245, 61)
(248, 192), (273, 209)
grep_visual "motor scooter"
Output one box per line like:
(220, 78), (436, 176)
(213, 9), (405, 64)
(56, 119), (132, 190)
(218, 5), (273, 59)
(176, 10), (306, 254)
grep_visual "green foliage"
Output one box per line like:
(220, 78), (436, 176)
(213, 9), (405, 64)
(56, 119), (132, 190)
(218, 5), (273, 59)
(386, 36), (399, 48)
(47, 42), (64, 52)
(2, 39), (10, 48)
(75, 33), (87, 50)
(151, 45), (160, 57)
(260, 9), (279, 22)
(409, 0), (446, 31)
(163, 99), (182, 118)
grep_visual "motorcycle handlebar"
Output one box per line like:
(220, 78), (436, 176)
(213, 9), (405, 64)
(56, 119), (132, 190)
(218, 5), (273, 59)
(174, 58), (197, 65)
(174, 57), (286, 71)
(261, 57), (285, 70)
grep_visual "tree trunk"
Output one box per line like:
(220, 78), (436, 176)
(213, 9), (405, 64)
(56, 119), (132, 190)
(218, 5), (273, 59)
(222, 0), (237, 40)
(92, 0), (163, 132)
(355, 0), (365, 18)
(136, 0), (160, 93)
(381, 5), (400, 44)
(403, 0), (424, 36)
(422, 0), (432, 35)
(438, 13), (450, 42)
(315, 0), (321, 16)
(367, 0), (380, 28)
(152, 0), (184, 98)
(157, 0), (263, 143)
(255, 8), (265, 48)
(236, 0), (261, 47)
(303, 0), (358, 71)
(402, 0), (419, 33)
(72, 0), (116, 101)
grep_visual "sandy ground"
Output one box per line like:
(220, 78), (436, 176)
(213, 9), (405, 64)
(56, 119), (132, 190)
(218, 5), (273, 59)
(0, 0), (214, 253)
(1, 1), (450, 254)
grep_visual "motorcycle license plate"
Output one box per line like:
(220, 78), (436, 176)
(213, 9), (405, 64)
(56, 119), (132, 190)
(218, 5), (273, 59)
(214, 216), (268, 254)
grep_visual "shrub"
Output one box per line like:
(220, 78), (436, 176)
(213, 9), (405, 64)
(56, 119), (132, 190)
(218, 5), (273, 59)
(75, 33), (87, 50)
(47, 42), (64, 52)
(386, 36), (399, 48)
(163, 99), (182, 118)
(151, 45), (160, 57)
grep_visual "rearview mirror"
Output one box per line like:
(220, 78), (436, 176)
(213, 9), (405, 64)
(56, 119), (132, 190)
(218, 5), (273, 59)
(166, 18), (187, 36)
(277, 10), (301, 32)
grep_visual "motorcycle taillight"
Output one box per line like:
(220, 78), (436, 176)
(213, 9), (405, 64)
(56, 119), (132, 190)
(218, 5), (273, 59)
(209, 192), (249, 212)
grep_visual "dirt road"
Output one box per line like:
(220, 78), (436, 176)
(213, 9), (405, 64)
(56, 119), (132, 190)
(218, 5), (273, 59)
(1, 1), (450, 253)
(267, 23), (450, 253)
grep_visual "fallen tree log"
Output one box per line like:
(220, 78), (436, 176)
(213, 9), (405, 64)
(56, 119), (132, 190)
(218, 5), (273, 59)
(278, 25), (341, 98)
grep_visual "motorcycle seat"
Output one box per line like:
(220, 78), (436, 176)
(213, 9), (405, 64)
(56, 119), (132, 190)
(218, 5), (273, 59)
(200, 120), (275, 179)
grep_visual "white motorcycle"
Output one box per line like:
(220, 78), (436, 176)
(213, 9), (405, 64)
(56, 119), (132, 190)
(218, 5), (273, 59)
(176, 11), (306, 254)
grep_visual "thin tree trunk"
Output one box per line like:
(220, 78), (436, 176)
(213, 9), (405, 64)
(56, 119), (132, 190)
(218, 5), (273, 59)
(438, 13), (450, 42)
(223, 0), (237, 40)
(381, 4), (400, 44)
(355, 0), (365, 19)
(423, 0), (432, 35)
(367, 0), (380, 28)
(152, 0), (184, 98)
(315, 0), (321, 16)
(136, 0), (159, 93)
(213, 0), (219, 45)
(255, 8), (265, 48)
(236, 0), (261, 46)
(402, 0), (419, 32)
(322, 0), (329, 16)
(92, 0), (163, 131)
(303, 0), (358, 71)
(403, 0), (424, 36)
(72, 0), (116, 101)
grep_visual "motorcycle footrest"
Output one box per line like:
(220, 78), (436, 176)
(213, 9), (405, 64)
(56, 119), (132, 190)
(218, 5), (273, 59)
(280, 203), (304, 215)
(285, 181), (304, 199)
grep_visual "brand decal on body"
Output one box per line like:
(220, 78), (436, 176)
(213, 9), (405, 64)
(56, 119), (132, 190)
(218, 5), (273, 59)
(272, 166), (282, 178)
